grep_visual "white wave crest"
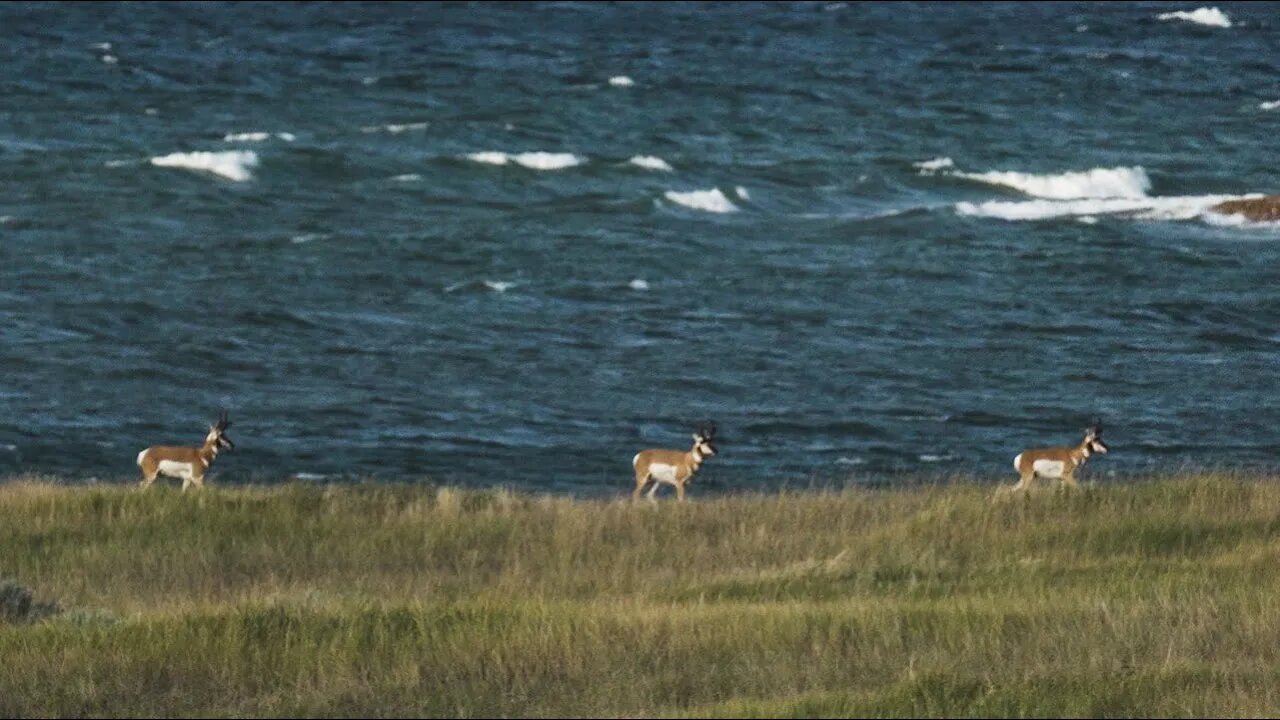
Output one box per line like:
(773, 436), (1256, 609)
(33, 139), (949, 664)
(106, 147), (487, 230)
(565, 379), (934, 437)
(1158, 7), (1231, 28)
(629, 155), (673, 172)
(913, 156), (955, 173)
(1260, 100), (1280, 111)
(628, 279), (650, 291)
(465, 151), (582, 170)
(391, 174), (421, 182)
(609, 75), (635, 87)
(953, 166), (1151, 200)
(386, 122), (429, 134)
(512, 152), (581, 170)
(101, 54), (118, 65)
(225, 132), (270, 142)
(466, 151), (510, 165)
(223, 131), (294, 143)
(664, 188), (740, 213)
(735, 186), (751, 200)
(483, 281), (515, 293)
(150, 150), (259, 182)
(361, 121), (429, 134)
(956, 193), (1253, 222)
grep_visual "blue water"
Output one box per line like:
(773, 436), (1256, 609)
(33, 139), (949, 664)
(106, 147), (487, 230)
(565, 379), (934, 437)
(3, 2), (1279, 493)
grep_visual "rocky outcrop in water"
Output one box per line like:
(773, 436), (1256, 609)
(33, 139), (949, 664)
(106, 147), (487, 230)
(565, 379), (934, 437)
(1211, 196), (1280, 222)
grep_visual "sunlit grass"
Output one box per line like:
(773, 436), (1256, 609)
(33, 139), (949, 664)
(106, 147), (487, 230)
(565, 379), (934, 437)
(3, 474), (1280, 716)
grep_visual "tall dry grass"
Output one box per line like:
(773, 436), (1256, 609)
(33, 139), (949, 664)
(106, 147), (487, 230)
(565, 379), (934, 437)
(3, 474), (1280, 716)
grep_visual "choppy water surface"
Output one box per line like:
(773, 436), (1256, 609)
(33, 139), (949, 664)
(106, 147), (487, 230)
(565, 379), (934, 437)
(3, 2), (1279, 493)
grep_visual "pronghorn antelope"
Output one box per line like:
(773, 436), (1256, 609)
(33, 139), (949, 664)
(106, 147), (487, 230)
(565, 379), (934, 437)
(136, 412), (234, 491)
(1009, 420), (1108, 491)
(633, 423), (718, 502)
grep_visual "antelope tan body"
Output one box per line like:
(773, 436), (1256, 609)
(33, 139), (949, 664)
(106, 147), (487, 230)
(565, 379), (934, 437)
(633, 424), (717, 502)
(1010, 423), (1107, 491)
(137, 413), (233, 492)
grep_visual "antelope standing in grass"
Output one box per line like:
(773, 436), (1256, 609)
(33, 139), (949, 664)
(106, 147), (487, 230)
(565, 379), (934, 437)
(1009, 420), (1108, 491)
(136, 412), (234, 491)
(633, 423), (718, 502)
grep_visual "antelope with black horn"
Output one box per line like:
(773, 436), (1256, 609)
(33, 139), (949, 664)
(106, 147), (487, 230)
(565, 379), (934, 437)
(136, 411), (235, 491)
(1009, 418), (1108, 491)
(632, 422), (718, 502)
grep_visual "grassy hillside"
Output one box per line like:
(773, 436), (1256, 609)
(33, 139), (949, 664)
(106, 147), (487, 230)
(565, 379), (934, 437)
(3, 474), (1280, 717)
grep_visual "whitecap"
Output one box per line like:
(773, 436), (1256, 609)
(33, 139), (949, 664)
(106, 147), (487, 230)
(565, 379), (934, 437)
(150, 150), (259, 182)
(1157, 7), (1231, 28)
(512, 152), (581, 170)
(145, 107), (159, 116)
(913, 156), (955, 173)
(223, 131), (295, 143)
(361, 121), (429, 134)
(0, 444), (17, 452)
(835, 456), (865, 465)
(628, 279), (650, 291)
(465, 151), (583, 170)
(1077, 215), (1099, 225)
(91, 42), (112, 51)
(608, 75), (635, 87)
(293, 472), (327, 481)
(952, 166), (1151, 200)
(391, 173), (421, 182)
(443, 279), (518, 294)
(223, 131), (270, 142)
(291, 233), (327, 244)
(386, 122), (429, 133)
(1260, 100), (1280, 111)
(101, 54), (118, 65)
(629, 155), (673, 172)
(466, 151), (511, 165)
(956, 193), (1255, 223)
(663, 188), (740, 214)
(735, 186), (751, 200)
(918, 454), (949, 463)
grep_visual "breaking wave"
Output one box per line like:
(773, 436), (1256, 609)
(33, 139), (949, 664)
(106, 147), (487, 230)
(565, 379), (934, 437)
(1157, 7), (1232, 28)
(465, 151), (583, 170)
(952, 166), (1151, 200)
(663, 188), (740, 213)
(149, 150), (259, 182)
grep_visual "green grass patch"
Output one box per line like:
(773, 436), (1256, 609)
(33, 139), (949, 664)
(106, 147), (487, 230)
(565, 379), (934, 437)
(4, 476), (1280, 716)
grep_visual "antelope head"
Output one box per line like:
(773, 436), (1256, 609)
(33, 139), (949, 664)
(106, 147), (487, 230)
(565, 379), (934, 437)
(206, 411), (235, 451)
(1083, 418), (1107, 455)
(693, 422), (718, 458)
